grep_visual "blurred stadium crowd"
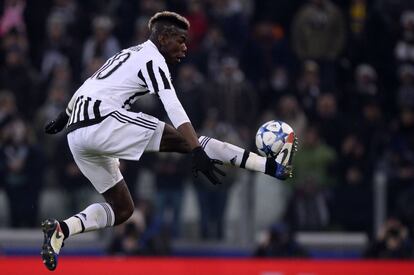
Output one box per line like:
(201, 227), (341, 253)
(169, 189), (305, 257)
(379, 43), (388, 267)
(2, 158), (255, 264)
(0, 0), (414, 259)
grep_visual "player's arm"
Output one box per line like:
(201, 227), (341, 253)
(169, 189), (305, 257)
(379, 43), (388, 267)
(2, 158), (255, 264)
(177, 122), (200, 149)
(158, 89), (225, 184)
(142, 58), (224, 184)
(44, 90), (78, 134)
(140, 57), (199, 145)
(156, 89), (197, 147)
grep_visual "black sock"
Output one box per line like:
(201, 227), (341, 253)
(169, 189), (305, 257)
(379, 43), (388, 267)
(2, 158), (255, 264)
(59, 220), (69, 240)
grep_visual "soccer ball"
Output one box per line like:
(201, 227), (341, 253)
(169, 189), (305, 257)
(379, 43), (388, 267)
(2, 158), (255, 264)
(255, 120), (294, 158)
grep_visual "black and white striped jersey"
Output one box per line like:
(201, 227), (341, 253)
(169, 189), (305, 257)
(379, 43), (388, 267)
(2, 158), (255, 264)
(66, 40), (190, 132)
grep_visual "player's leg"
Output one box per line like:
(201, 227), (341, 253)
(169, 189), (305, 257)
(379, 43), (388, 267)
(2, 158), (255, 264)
(159, 124), (297, 179)
(199, 133), (297, 179)
(59, 178), (134, 238)
(41, 179), (133, 271)
(41, 128), (135, 271)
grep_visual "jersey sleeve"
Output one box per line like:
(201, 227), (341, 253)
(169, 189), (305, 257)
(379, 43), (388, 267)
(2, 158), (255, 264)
(140, 58), (190, 128)
(139, 57), (174, 94)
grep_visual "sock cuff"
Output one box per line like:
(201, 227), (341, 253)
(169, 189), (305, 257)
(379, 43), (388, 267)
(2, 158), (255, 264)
(198, 136), (211, 149)
(59, 220), (70, 239)
(240, 151), (250, 168)
(98, 202), (115, 227)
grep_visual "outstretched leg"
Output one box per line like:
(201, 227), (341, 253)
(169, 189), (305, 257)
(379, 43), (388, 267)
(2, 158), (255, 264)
(198, 135), (296, 180)
(160, 124), (297, 180)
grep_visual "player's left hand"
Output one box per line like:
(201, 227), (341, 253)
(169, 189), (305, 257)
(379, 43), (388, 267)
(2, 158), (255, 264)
(191, 146), (225, 185)
(45, 111), (69, 134)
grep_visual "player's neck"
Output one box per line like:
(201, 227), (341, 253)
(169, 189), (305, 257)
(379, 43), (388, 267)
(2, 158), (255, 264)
(149, 37), (160, 49)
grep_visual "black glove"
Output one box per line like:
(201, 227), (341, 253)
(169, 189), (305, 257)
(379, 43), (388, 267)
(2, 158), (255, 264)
(191, 146), (225, 185)
(45, 111), (69, 134)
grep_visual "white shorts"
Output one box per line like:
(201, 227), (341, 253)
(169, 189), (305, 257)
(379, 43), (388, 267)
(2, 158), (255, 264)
(67, 111), (165, 193)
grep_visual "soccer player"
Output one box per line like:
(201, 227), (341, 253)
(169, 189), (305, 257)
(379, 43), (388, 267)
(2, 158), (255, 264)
(41, 11), (297, 271)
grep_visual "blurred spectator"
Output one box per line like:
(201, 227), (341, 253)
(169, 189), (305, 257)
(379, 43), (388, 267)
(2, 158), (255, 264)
(354, 99), (388, 165)
(185, 0), (208, 52)
(291, 0), (346, 57)
(81, 55), (105, 81)
(207, 56), (257, 130)
(386, 108), (414, 215)
(40, 14), (80, 84)
(268, 66), (292, 101)
(353, 64), (379, 98)
(207, 0), (250, 54)
(397, 64), (414, 108)
(275, 95), (307, 141)
(291, 0), (345, 90)
(338, 133), (371, 183)
(54, 136), (91, 210)
(242, 21), (293, 87)
(378, 0), (414, 34)
(48, 60), (74, 91)
(194, 110), (242, 240)
(0, 90), (18, 130)
(332, 133), (373, 233)
(0, 0), (26, 37)
(48, 0), (85, 40)
(1, 26), (28, 54)
(0, 117), (45, 227)
(35, 83), (69, 158)
(108, 199), (171, 255)
(131, 16), (150, 45)
(296, 60), (321, 118)
(195, 25), (228, 78)
(111, 0), (139, 47)
(344, 63), (387, 118)
(138, 0), (166, 17)
(313, 93), (349, 153)
(345, 0), (370, 66)
(175, 63), (207, 130)
(285, 124), (336, 231)
(394, 11), (414, 66)
(82, 15), (120, 68)
(153, 153), (188, 238)
(365, 217), (413, 259)
(254, 223), (308, 258)
(348, 0), (368, 41)
(395, 184), (414, 233)
(0, 44), (40, 118)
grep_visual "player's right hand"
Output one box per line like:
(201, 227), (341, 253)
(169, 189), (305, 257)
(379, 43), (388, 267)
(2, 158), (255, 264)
(44, 111), (69, 134)
(191, 146), (225, 185)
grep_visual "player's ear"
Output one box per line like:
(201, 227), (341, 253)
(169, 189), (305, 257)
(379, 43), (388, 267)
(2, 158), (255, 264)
(158, 32), (169, 47)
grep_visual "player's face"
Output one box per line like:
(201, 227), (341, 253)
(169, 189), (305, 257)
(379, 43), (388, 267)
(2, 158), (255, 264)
(162, 28), (188, 64)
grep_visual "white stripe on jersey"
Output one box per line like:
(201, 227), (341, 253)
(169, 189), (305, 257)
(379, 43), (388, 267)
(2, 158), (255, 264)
(69, 96), (102, 125)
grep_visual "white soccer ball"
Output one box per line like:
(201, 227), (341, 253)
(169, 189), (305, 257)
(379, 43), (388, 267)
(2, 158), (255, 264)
(255, 120), (294, 158)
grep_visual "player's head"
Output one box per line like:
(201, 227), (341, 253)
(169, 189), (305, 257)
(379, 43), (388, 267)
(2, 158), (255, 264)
(148, 11), (189, 64)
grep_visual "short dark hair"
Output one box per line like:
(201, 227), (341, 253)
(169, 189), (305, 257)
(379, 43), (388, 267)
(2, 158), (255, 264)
(148, 11), (190, 33)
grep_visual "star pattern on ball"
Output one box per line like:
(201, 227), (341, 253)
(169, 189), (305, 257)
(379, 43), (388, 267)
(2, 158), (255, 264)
(275, 127), (288, 142)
